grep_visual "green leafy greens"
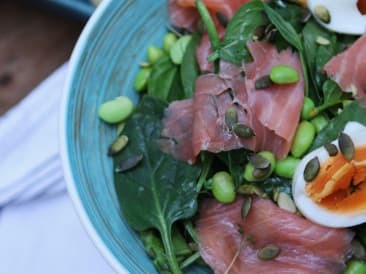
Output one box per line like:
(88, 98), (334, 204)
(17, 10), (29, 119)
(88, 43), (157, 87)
(114, 96), (201, 274)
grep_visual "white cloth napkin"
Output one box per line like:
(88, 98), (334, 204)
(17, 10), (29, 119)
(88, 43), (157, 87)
(0, 64), (115, 274)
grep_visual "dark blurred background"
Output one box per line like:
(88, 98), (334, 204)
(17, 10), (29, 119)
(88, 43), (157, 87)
(0, 0), (97, 115)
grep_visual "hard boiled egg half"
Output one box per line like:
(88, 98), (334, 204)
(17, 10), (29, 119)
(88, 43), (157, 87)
(293, 122), (366, 228)
(307, 0), (366, 35)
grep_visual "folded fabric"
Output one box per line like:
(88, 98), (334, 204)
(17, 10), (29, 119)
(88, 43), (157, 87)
(0, 63), (116, 274)
(0, 64), (66, 206)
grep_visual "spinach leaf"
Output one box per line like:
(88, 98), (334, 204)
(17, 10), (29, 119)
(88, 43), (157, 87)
(322, 80), (343, 106)
(180, 34), (200, 99)
(114, 96), (201, 273)
(219, 0), (265, 65)
(147, 55), (184, 102)
(263, 3), (309, 95)
(263, 3), (303, 52)
(311, 101), (366, 150)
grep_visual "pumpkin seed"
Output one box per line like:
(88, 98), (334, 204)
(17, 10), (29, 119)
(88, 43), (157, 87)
(115, 154), (143, 173)
(351, 239), (366, 260)
(108, 135), (128, 156)
(237, 184), (268, 198)
(139, 61), (151, 68)
(304, 157), (320, 182)
(316, 36), (330, 46)
(253, 167), (270, 179)
(253, 25), (266, 40)
(116, 122), (126, 136)
(301, 9), (311, 23)
(233, 124), (255, 138)
(258, 244), (281, 260)
(273, 186), (280, 202)
(339, 132), (355, 160)
(255, 75), (273, 89)
(324, 143), (338, 157)
(225, 107), (238, 130)
(249, 154), (270, 170)
(241, 197), (252, 220)
(216, 12), (228, 28)
(277, 192), (296, 213)
(314, 5), (330, 24)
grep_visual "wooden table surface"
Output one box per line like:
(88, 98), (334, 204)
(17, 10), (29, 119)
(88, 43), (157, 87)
(0, 0), (85, 115)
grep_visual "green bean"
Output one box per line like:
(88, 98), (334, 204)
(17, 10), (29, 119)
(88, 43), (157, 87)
(291, 121), (316, 158)
(311, 114), (329, 133)
(301, 97), (316, 120)
(211, 171), (236, 203)
(134, 67), (151, 92)
(98, 96), (134, 124)
(269, 64), (299, 84)
(244, 151), (276, 182)
(163, 33), (178, 52)
(275, 156), (300, 179)
(170, 35), (192, 65)
(343, 260), (366, 274)
(147, 45), (165, 64)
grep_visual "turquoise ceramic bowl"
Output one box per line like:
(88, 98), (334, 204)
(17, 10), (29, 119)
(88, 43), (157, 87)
(60, 0), (169, 273)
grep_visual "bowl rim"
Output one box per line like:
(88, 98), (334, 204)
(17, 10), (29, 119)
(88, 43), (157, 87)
(59, 0), (128, 273)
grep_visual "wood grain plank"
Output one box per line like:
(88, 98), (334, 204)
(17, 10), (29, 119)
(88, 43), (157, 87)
(0, 0), (84, 115)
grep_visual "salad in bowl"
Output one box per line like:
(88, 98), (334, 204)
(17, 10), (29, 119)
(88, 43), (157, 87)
(72, 0), (366, 273)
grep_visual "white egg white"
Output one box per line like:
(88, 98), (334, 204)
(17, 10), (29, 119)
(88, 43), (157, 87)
(308, 0), (366, 35)
(292, 122), (366, 228)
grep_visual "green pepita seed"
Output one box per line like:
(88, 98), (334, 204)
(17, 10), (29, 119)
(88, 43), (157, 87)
(301, 9), (311, 23)
(139, 61), (151, 68)
(108, 135), (128, 156)
(115, 154), (143, 173)
(273, 186), (280, 202)
(116, 122), (126, 137)
(249, 154), (270, 170)
(225, 107), (238, 130)
(304, 157), (320, 182)
(324, 143), (338, 157)
(258, 244), (281, 261)
(253, 167), (270, 179)
(277, 192), (296, 213)
(241, 197), (252, 220)
(316, 36), (330, 46)
(170, 35), (192, 65)
(314, 5), (330, 24)
(216, 12), (229, 28)
(252, 25), (266, 41)
(237, 184), (268, 198)
(339, 132), (355, 160)
(270, 64), (299, 84)
(255, 75), (273, 90)
(233, 124), (255, 138)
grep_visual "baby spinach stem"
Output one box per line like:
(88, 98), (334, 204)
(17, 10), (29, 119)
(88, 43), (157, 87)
(161, 227), (183, 274)
(196, 153), (213, 192)
(195, 0), (220, 73)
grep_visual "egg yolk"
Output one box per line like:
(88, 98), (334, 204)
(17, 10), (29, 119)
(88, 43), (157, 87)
(305, 146), (366, 214)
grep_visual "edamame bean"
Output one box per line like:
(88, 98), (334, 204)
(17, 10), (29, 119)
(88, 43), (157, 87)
(343, 260), (366, 274)
(269, 64), (299, 84)
(311, 114), (329, 133)
(170, 35), (192, 65)
(98, 96), (134, 124)
(134, 67), (151, 92)
(244, 151), (276, 182)
(211, 171), (236, 203)
(163, 33), (178, 52)
(291, 121), (316, 158)
(275, 156), (300, 179)
(147, 46), (165, 64)
(301, 97), (316, 120)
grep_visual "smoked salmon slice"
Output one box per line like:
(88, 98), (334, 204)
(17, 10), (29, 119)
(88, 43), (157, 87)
(323, 35), (366, 100)
(196, 196), (354, 274)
